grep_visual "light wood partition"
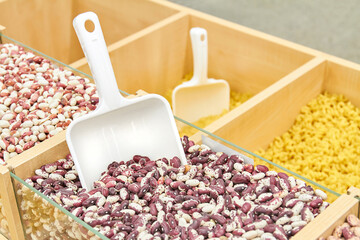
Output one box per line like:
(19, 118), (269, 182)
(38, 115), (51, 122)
(70, 12), (190, 94)
(0, 165), (25, 240)
(191, 57), (326, 150)
(70, 12), (314, 102)
(0, 0), (73, 63)
(0, 0), (178, 64)
(191, 55), (360, 151)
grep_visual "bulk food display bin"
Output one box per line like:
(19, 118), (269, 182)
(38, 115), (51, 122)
(7, 124), (341, 240)
(0, 32), (102, 239)
(70, 10), (316, 134)
(0, 0), (359, 240)
(191, 57), (360, 197)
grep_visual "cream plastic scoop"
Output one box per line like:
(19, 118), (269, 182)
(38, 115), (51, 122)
(66, 12), (186, 191)
(172, 27), (230, 123)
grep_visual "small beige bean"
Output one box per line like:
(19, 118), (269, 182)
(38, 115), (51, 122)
(2, 113), (14, 120)
(242, 230), (258, 239)
(186, 179), (199, 187)
(291, 220), (307, 228)
(38, 133), (46, 141)
(36, 110), (46, 119)
(0, 120), (9, 128)
(22, 120), (33, 128)
(202, 204), (215, 213)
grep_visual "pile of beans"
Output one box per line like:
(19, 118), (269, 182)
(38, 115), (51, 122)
(319, 214), (360, 240)
(20, 136), (329, 240)
(0, 43), (98, 162)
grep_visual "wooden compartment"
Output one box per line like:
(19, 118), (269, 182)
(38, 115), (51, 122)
(0, 34), (103, 239)
(9, 132), (103, 240)
(1, 1), (359, 239)
(70, 11), (315, 131)
(0, 0), (178, 64)
(6, 91), (147, 240)
(6, 121), (346, 240)
(192, 56), (360, 194)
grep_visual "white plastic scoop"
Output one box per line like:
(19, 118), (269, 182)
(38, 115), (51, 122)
(172, 27), (230, 123)
(66, 12), (187, 191)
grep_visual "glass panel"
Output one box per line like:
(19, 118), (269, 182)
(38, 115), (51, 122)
(11, 172), (105, 240)
(0, 192), (10, 239)
(177, 117), (340, 201)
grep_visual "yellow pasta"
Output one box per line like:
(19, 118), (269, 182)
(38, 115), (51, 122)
(165, 74), (253, 137)
(253, 92), (360, 200)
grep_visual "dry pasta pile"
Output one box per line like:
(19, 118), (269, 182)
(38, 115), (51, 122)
(165, 74), (253, 137)
(254, 92), (360, 197)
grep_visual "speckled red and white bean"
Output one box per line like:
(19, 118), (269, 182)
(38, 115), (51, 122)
(0, 43), (98, 163)
(23, 136), (329, 240)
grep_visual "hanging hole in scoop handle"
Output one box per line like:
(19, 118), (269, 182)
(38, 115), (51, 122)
(84, 20), (95, 32)
(73, 12), (123, 109)
(190, 27), (208, 85)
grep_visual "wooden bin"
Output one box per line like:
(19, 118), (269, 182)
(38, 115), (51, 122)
(190, 56), (360, 193)
(69, 8), (315, 128)
(5, 91), (148, 240)
(191, 56), (360, 150)
(0, 0), (179, 64)
(6, 122), (352, 240)
(1, 25), (103, 239)
(0, 165), (22, 240)
(8, 131), (100, 240)
(0, 0), (360, 239)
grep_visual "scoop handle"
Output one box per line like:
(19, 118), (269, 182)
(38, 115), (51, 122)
(190, 27), (208, 85)
(73, 12), (123, 110)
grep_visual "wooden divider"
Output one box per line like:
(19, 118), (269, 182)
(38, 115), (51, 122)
(68, 6), (317, 145)
(191, 55), (360, 151)
(0, 0), (73, 63)
(6, 91), (147, 240)
(0, 0), (178, 64)
(0, 25), (5, 43)
(0, 165), (24, 240)
(191, 57), (326, 149)
(70, 11), (315, 98)
(70, 11), (190, 95)
(0, 234), (8, 240)
(150, 0), (324, 58)
(0, 131), (75, 240)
